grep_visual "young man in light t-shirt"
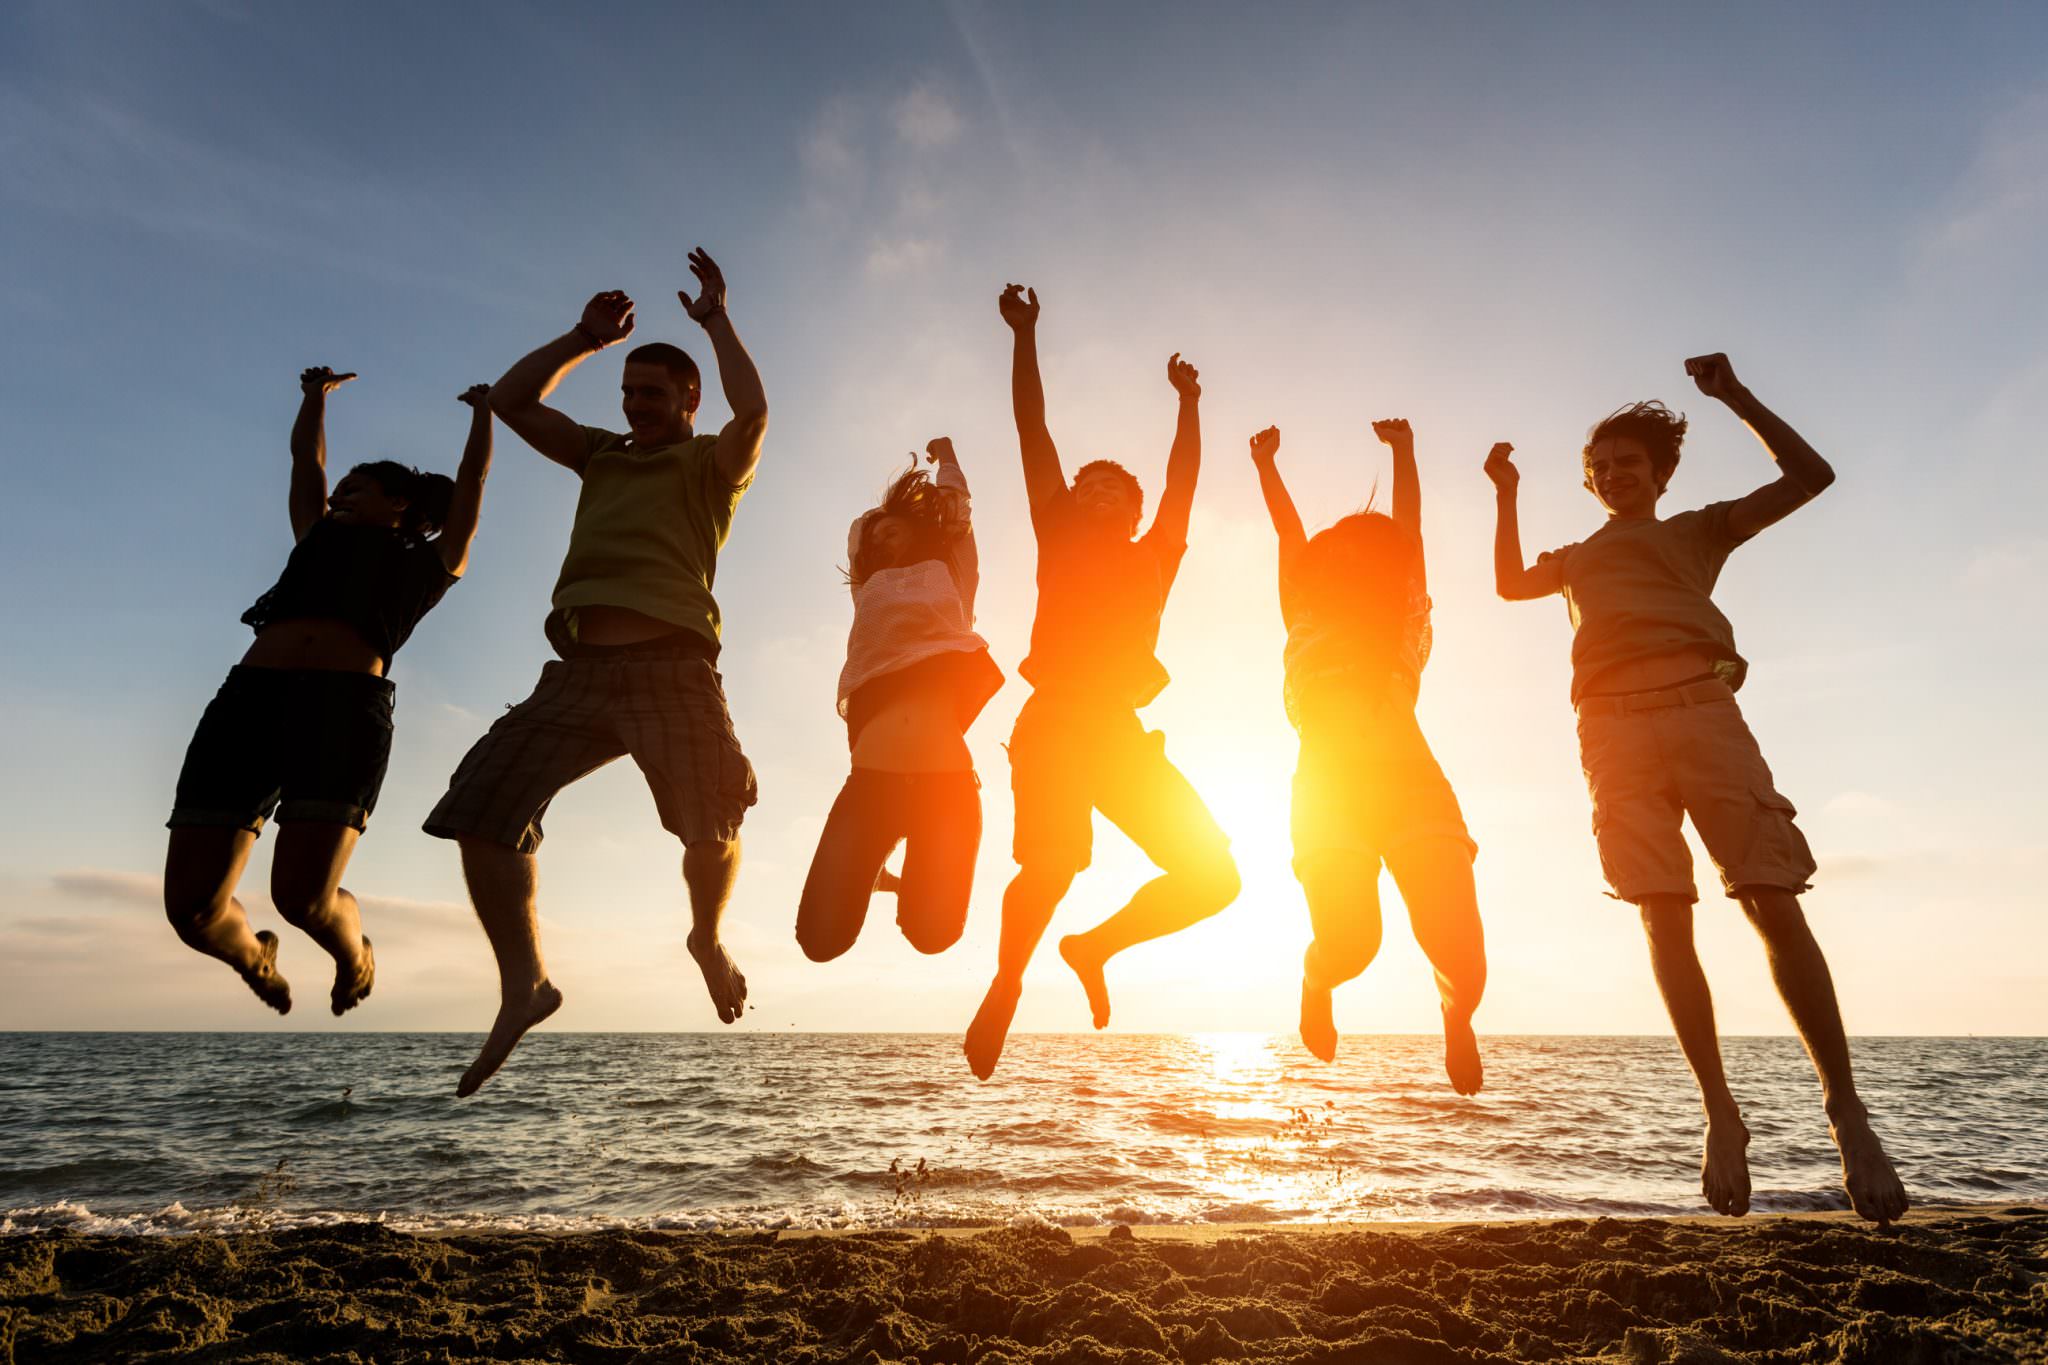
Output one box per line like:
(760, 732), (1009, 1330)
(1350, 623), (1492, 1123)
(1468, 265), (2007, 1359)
(1486, 353), (1908, 1227)
(424, 250), (768, 1097)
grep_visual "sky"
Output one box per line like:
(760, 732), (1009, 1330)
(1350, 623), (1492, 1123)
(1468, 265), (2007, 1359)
(1, 2), (2044, 1039)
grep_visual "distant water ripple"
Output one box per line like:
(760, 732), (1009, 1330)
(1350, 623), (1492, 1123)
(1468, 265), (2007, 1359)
(1, 1033), (2041, 1234)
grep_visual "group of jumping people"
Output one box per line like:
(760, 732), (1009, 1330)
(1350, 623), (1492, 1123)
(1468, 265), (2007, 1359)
(160, 253), (1910, 1227)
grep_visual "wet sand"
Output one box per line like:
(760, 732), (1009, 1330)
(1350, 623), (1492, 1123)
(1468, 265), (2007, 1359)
(2, 1205), (2041, 1363)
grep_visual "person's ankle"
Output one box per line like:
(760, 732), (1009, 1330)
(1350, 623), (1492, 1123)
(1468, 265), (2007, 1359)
(1823, 1095), (1871, 1128)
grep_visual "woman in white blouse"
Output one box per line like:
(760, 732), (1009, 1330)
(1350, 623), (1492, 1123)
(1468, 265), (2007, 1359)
(796, 437), (1005, 961)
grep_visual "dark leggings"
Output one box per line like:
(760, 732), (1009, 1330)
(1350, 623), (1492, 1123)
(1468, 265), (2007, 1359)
(796, 768), (982, 961)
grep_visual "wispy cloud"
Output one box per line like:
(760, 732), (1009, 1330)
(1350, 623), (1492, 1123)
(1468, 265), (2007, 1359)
(893, 85), (965, 149)
(1931, 86), (2048, 255)
(49, 869), (161, 909)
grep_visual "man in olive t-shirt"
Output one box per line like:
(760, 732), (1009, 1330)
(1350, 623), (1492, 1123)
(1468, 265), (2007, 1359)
(1486, 353), (1907, 1228)
(424, 250), (768, 1099)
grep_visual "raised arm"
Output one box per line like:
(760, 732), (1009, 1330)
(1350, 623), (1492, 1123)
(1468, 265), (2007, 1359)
(1249, 425), (1308, 626)
(1686, 353), (1836, 541)
(999, 284), (1066, 517)
(289, 367), (355, 541)
(1373, 417), (1423, 589)
(925, 436), (980, 611)
(489, 291), (636, 474)
(437, 385), (495, 576)
(1485, 442), (1563, 600)
(1148, 353), (1203, 546)
(678, 248), (768, 487)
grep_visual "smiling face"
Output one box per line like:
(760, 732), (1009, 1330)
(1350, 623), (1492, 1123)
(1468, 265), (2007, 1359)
(1073, 463), (1142, 539)
(862, 512), (915, 569)
(1583, 435), (1663, 518)
(326, 469), (407, 528)
(619, 360), (698, 446)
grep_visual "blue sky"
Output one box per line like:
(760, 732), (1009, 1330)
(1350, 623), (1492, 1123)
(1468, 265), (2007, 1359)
(2, 2), (2044, 1038)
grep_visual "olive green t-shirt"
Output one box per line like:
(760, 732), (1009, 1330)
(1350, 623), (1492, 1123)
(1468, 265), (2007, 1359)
(545, 428), (748, 654)
(1544, 500), (1751, 702)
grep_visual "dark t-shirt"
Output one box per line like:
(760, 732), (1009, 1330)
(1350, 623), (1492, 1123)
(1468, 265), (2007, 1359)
(242, 519), (457, 665)
(1017, 491), (1186, 708)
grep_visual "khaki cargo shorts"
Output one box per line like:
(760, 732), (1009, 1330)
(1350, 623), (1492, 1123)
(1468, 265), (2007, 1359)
(1575, 680), (1815, 904)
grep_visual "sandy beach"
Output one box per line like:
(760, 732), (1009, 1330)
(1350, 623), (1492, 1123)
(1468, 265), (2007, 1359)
(2, 1205), (2040, 1364)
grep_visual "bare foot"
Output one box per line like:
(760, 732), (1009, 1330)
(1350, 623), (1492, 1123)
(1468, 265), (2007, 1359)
(964, 977), (1021, 1080)
(873, 867), (902, 895)
(1831, 1112), (1909, 1228)
(1701, 1112), (1752, 1216)
(688, 932), (747, 1024)
(1442, 1007), (1483, 1095)
(1299, 978), (1337, 1062)
(1058, 935), (1111, 1029)
(237, 930), (292, 1015)
(330, 936), (374, 1017)
(457, 980), (563, 1098)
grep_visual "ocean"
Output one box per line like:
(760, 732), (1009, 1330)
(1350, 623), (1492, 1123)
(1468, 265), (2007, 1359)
(2, 1033), (2040, 1235)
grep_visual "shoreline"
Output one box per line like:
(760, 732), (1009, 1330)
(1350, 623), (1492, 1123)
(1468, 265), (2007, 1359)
(6, 1204), (2040, 1362)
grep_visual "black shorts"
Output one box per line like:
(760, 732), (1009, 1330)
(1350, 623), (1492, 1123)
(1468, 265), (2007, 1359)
(167, 666), (396, 834)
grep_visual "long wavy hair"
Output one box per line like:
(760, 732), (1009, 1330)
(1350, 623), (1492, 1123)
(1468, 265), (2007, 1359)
(1297, 507), (1422, 664)
(846, 460), (967, 587)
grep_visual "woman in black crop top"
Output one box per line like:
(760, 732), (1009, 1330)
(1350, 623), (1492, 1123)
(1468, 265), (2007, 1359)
(162, 367), (493, 1017)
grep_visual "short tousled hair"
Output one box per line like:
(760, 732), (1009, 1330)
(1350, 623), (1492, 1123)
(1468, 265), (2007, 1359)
(1584, 401), (1688, 491)
(349, 460), (455, 540)
(1072, 459), (1145, 531)
(624, 342), (702, 393)
(845, 460), (967, 587)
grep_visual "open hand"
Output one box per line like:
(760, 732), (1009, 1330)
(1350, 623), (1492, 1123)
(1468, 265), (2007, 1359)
(925, 436), (957, 466)
(1249, 426), (1280, 464)
(1167, 352), (1201, 399)
(677, 248), (728, 323)
(457, 383), (490, 409)
(1372, 418), (1413, 452)
(579, 291), (636, 346)
(1483, 441), (1518, 491)
(999, 283), (1040, 331)
(1684, 352), (1744, 403)
(300, 367), (357, 396)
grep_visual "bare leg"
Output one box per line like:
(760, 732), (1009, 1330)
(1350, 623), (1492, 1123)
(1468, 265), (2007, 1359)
(1293, 853), (1385, 1063)
(1385, 837), (1487, 1094)
(965, 862), (1076, 1079)
(1743, 889), (1909, 1227)
(1640, 896), (1751, 1216)
(270, 823), (375, 1016)
(1059, 849), (1241, 1030)
(684, 838), (747, 1023)
(164, 826), (290, 1014)
(455, 838), (561, 1098)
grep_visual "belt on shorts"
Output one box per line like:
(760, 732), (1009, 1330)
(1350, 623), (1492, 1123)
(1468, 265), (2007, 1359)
(1575, 677), (1733, 717)
(558, 629), (719, 663)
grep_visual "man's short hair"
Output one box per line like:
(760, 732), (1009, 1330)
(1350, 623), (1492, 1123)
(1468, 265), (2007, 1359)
(1072, 459), (1145, 525)
(624, 342), (702, 393)
(1584, 401), (1688, 491)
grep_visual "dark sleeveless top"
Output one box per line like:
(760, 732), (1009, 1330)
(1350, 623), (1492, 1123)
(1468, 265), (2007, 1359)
(241, 520), (458, 665)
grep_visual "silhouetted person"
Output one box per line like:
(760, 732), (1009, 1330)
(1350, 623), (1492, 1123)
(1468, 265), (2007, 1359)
(424, 251), (768, 1097)
(796, 437), (1004, 961)
(1250, 420), (1486, 1091)
(964, 285), (1241, 1080)
(164, 368), (493, 1016)
(1487, 352), (1908, 1226)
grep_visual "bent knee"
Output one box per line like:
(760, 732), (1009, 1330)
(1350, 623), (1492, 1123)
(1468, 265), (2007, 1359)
(795, 931), (853, 964)
(1308, 925), (1382, 984)
(900, 916), (965, 956)
(1179, 847), (1241, 912)
(1738, 887), (1807, 935)
(163, 895), (223, 937)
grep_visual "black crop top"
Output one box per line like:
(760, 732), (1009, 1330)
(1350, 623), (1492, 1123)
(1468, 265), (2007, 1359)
(241, 520), (458, 664)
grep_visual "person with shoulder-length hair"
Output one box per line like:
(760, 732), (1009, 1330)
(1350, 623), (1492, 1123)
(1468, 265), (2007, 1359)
(164, 368), (493, 1017)
(1249, 419), (1485, 1092)
(796, 437), (1005, 962)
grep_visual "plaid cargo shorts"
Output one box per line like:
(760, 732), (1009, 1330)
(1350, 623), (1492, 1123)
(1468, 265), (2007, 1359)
(424, 643), (757, 853)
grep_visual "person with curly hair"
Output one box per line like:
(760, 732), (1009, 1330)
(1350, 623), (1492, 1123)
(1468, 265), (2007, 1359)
(1486, 354), (1907, 1226)
(164, 367), (493, 1019)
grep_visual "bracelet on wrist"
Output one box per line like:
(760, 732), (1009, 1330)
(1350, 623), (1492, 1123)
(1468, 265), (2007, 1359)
(572, 323), (605, 351)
